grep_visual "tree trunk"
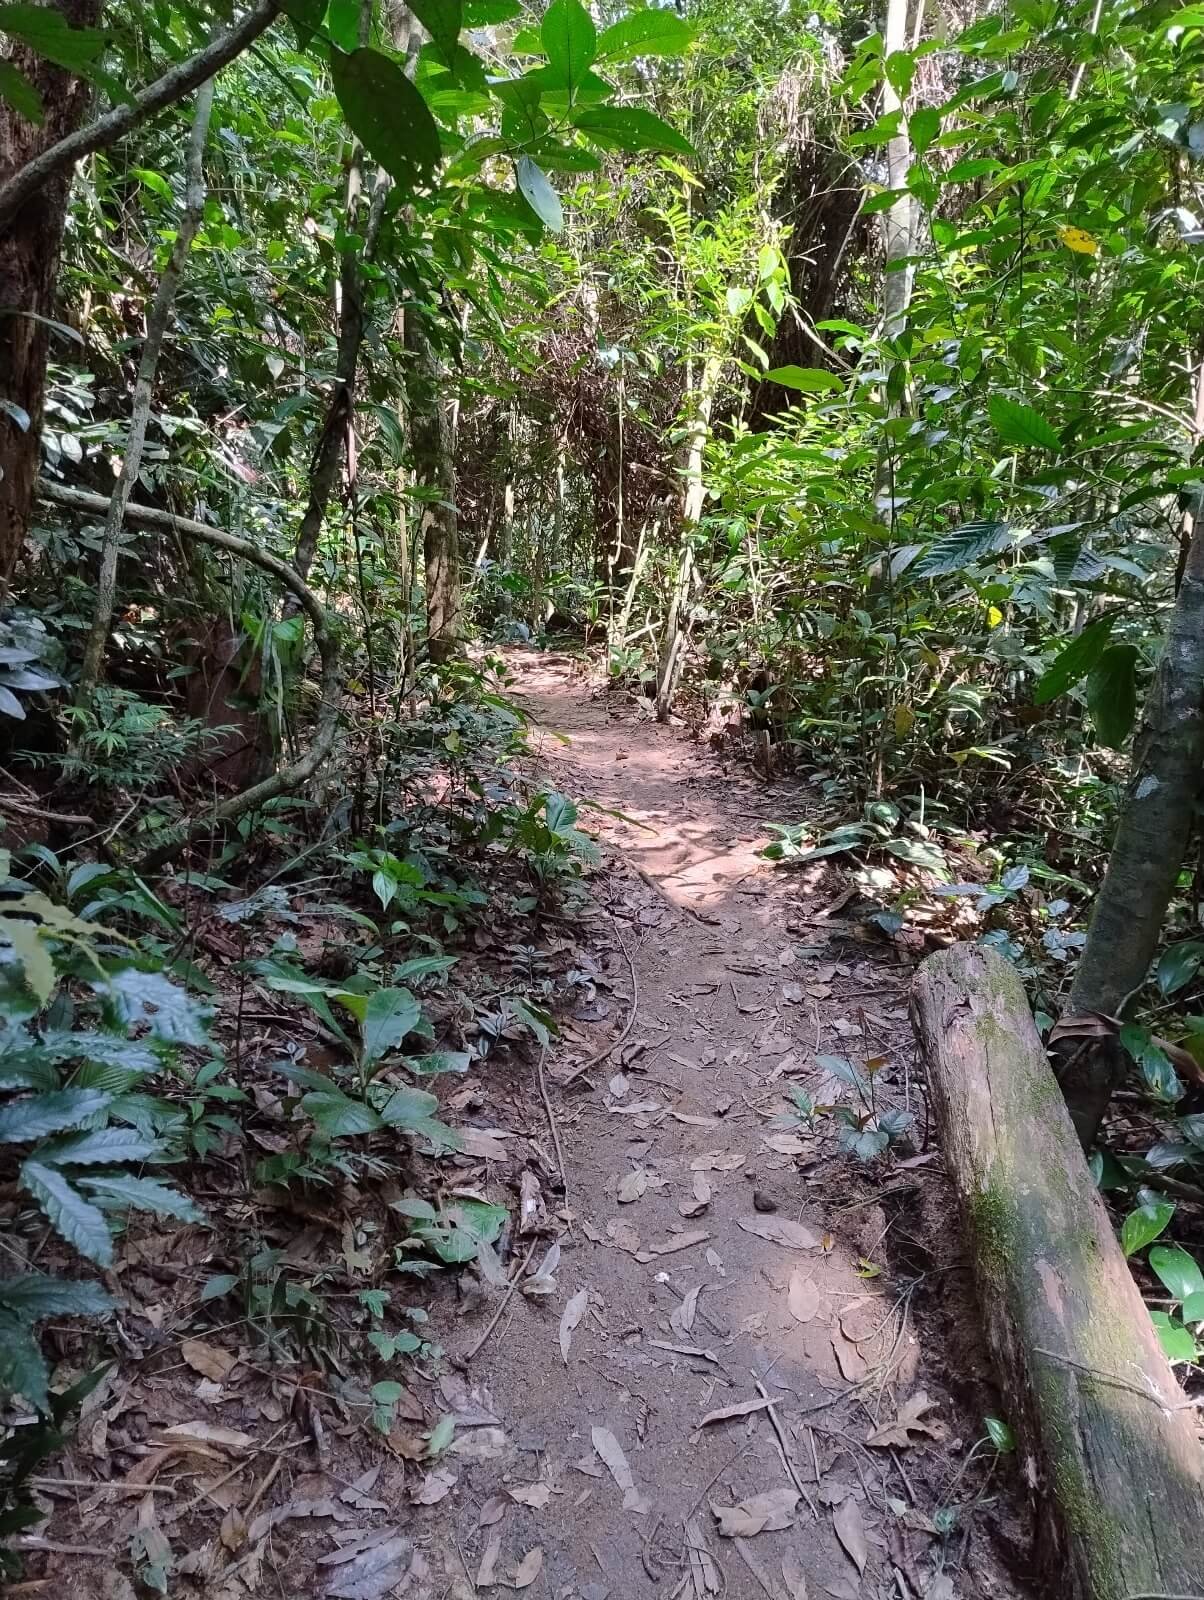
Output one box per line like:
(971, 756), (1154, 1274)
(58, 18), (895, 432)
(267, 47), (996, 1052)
(404, 305), (462, 664)
(654, 352), (722, 720)
(0, 0), (100, 590)
(75, 77), (216, 708)
(880, 0), (914, 342)
(1058, 514), (1204, 1145)
(913, 941), (1204, 1600)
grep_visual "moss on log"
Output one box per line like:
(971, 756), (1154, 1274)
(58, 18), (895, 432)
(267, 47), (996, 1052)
(912, 942), (1204, 1600)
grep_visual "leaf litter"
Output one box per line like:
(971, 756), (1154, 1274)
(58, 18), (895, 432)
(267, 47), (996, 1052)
(591, 1424), (650, 1514)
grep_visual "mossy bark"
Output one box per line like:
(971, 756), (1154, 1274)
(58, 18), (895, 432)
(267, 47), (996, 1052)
(913, 942), (1204, 1600)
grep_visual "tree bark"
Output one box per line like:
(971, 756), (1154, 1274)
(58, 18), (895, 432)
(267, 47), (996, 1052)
(880, 0), (914, 342)
(913, 941), (1204, 1600)
(404, 305), (462, 664)
(1058, 515), (1204, 1145)
(0, 0), (100, 590)
(75, 78), (216, 708)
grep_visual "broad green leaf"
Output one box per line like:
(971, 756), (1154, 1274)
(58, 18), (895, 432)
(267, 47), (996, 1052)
(988, 394), (1061, 452)
(329, 47), (442, 190)
(909, 106), (940, 155)
(1085, 644), (1138, 748)
(1182, 1291), (1204, 1323)
(1150, 1310), (1197, 1363)
(0, 1273), (113, 1321)
(0, 3), (106, 71)
(571, 103), (695, 157)
(98, 967), (211, 1046)
(0, 1087), (111, 1143)
(540, 0), (596, 96)
(408, 1050), (471, 1075)
(39, 1128), (158, 1165)
(983, 1415), (1014, 1452)
(79, 1173), (204, 1223)
(0, 59), (41, 123)
(1120, 1022), (1183, 1103)
(324, 0), (362, 50)
(20, 1160), (112, 1265)
(595, 10), (693, 60)
(3, 920), (54, 1005)
(1120, 1199), (1174, 1257)
(911, 521), (1011, 580)
(362, 987), (422, 1064)
(1158, 942), (1204, 998)
(1034, 616), (1116, 705)
(301, 1090), (384, 1136)
(409, 0), (462, 58)
(884, 49), (914, 98)
(0, 1307), (49, 1409)
(515, 155), (563, 231)
(378, 1085), (440, 1128)
(1149, 1243), (1204, 1302)
(763, 365), (843, 395)
(427, 1413), (455, 1455)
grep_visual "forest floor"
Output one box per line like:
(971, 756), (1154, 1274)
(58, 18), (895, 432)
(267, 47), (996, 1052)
(39, 649), (1032, 1600)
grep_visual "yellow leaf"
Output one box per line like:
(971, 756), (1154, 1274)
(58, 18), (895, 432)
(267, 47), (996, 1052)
(1058, 225), (1098, 255)
(2, 918), (55, 1005)
(892, 703), (915, 738)
(987, 604), (1004, 627)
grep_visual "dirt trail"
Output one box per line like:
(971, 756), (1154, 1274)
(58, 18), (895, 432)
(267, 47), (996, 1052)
(426, 653), (1015, 1600)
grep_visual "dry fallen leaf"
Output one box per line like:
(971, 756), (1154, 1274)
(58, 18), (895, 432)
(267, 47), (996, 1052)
(509, 1482), (552, 1509)
(685, 1515), (720, 1596)
(479, 1493), (508, 1527)
(158, 1421), (253, 1452)
(691, 1150), (745, 1172)
(610, 1221), (643, 1255)
(511, 1546), (544, 1589)
(763, 1132), (807, 1156)
(787, 1270), (820, 1324)
(679, 1172), (711, 1218)
(737, 1215), (820, 1250)
(591, 1425), (649, 1514)
(782, 1547), (809, 1599)
(181, 1339), (237, 1382)
(476, 1528), (503, 1588)
(411, 1467), (457, 1506)
(698, 1395), (775, 1428)
(712, 1487), (799, 1537)
(673, 1283), (702, 1335)
(560, 1286), (589, 1363)
(323, 1535), (414, 1600)
(641, 1228), (710, 1258)
(618, 1167), (648, 1203)
(831, 1331), (869, 1382)
(865, 1390), (942, 1449)
(832, 1496), (868, 1575)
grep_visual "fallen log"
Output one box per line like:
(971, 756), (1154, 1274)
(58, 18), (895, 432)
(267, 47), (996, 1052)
(912, 941), (1204, 1600)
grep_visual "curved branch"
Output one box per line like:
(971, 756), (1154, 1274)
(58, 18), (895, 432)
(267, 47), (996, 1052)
(36, 481), (341, 872)
(0, 0), (280, 229)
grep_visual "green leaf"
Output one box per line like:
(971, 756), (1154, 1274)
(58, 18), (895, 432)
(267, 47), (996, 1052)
(301, 1090), (384, 1137)
(515, 154), (563, 231)
(595, 9), (693, 59)
(20, 1160), (112, 1265)
(909, 105), (940, 155)
(1157, 942), (1204, 998)
(0, 60), (42, 123)
(884, 49), (914, 98)
(763, 365), (843, 395)
(1149, 1244), (1204, 1303)
(3, 920), (54, 1005)
(329, 46), (442, 191)
(0, 3), (106, 71)
(1033, 615), (1116, 705)
(98, 967), (211, 1046)
(1182, 1291), (1204, 1323)
(1085, 644), (1138, 748)
(540, 0), (596, 96)
(378, 1085), (440, 1128)
(1120, 1199), (1174, 1257)
(38, 1128), (158, 1165)
(988, 394), (1061, 452)
(1120, 1023), (1183, 1103)
(78, 1173), (204, 1223)
(0, 1308), (49, 1409)
(426, 1413), (455, 1456)
(0, 1088), (111, 1143)
(983, 1415), (1014, 1452)
(0, 1273), (113, 1322)
(409, 0), (462, 58)
(1150, 1310), (1198, 1363)
(362, 987), (422, 1065)
(570, 103), (695, 157)
(911, 521), (1012, 580)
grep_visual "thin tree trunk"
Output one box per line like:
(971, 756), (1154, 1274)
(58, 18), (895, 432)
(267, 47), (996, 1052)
(0, 0), (100, 590)
(404, 306), (462, 664)
(880, 0), (914, 343)
(655, 353), (722, 720)
(1059, 511), (1204, 1145)
(75, 78), (216, 707)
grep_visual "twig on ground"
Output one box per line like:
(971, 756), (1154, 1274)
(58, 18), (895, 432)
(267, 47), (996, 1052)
(1033, 1347), (1197, 1412)
(463, 1238), (538, 1363)
(754, 1378), (818, 1518)
(535, 1043), (567, 1192)
(0, 795), (95, 825)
